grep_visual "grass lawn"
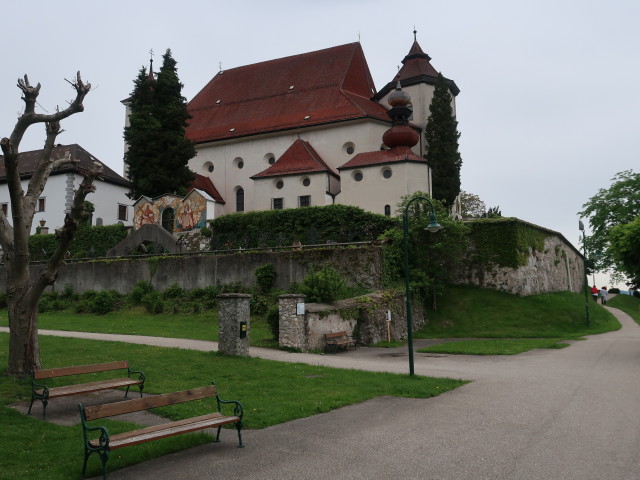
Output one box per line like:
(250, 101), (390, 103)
(0, 333), (466, 480)
(418, 338), (570, 355)
(608, 294), (640, 324)
(0, 308), (278, 348)
(412, 285), (620, 355)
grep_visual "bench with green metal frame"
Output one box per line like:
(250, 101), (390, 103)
(29, 360), (145, 419)
(78, 382), (244, 479)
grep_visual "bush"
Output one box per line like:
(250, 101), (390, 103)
(163, 284), (186, 300)
(298, 265), (347, 303)
(634, 290), (640, 299)
(609, 288), (620, 294)
(142, 291), (165, 314)
(91, 290), (123, 315)
(266, 305), (280, 339)
(128, 281), (155, 305)
(255, 264), (277, 294)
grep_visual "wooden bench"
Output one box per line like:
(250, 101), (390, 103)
(29, 361), (145, 419)
(325, 331), (356, 352)
(78, 383), (244, 479)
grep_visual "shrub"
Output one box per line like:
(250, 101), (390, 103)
(163, 284), (185, 300)
(609, 288), (620, 294)
(299, 265), (346, 303)
(255, 264), (277, 294)
(266, 305), (280, 339)
(128, 281), (155, 305)
(634, 290), (640, 299)
(92, 290), (122, 315)
(142, 291), (165, 314)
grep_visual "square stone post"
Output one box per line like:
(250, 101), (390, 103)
(217, 293), (252, 356)
(278, 294), (307, 351)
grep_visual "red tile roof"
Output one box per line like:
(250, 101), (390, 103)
(186, 43), (390, 144)
(190, 174), (225, 204)
(0, 144), (129, 187)
(251, 139), (338, 179)
(338, 146), (428, 170)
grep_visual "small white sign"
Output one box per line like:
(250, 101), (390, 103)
(296, 303), (305, 315)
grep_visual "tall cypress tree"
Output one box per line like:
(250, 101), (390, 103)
(124, 49), (195, 199)
(425, 73), (462, 209)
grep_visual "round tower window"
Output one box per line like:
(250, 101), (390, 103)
(302, 178), (311, 187)
(382, 168), (392, 179)
(354, 171), (363, 182)
(276, 180), (284, 189)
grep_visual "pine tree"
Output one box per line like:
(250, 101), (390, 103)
(124, 49), (195, 199)
(425, 73), (462, 209)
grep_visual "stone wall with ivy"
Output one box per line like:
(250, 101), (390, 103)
(449, 219), (584, 295)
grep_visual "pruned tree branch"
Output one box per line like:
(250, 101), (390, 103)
(37, 162), (103, 290)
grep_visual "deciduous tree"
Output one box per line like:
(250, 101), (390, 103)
(425, 73), (462, 209)
(579, 169), (640, 272)
(459, 190), (486, 218)
(124, 49), (195, 199)
(0, 73), (100, 376)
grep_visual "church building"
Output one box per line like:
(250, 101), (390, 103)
(184, 34), (459, 218)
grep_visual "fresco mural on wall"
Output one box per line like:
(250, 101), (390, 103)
(133, 191), (209, 232)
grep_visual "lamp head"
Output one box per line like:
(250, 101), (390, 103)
(579, 220), (585, 231)
(425, 213), (443, 233)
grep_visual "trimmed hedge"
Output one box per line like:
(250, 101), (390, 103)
(208, 204), (397, 249)
(29, 224), (129, 260)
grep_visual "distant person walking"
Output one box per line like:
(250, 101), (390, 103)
(600, 286), (608, 305)
(591, 285), (599, 302)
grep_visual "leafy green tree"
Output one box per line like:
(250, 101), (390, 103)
(425, 74), (462, 209)
(579, 170), (640, 272)
(486, 206), (502, 218)
(124, 49), (195, 199)
(609, 216), (640, 288)
(460, 190), (486, 218)
(382, 192), (469, 309)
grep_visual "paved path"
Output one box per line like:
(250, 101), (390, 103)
(4, 305), (640, 479)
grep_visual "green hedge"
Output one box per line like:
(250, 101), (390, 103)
(29, 224), (129, 260)
(208, 205), (397, 249)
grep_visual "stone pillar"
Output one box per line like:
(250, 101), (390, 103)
(278, 294), (307, 351)
(217, 293), (252, 356)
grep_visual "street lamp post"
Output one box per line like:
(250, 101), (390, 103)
(403, 196), (443, 376)
(579, 220), (590, 326)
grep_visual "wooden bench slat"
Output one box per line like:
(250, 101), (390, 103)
(34, 361), (129, 379)
(91, 412), (240, 449)
(35, 377), (143, 398)
(84, 386), (217, 421)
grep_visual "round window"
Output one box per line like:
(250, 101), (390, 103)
(208, 164), (214, 173)
(354, 171), (363, 182)
(302, 178), (311, 187)
(238, 161), (244, 169)
(382, 168), (392, 179)
(269, 157), (276, 165)
(276, 180), (284, 189)
(347, 146), (354, 155)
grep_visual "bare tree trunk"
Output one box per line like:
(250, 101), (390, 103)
(1, 72), (96, 377)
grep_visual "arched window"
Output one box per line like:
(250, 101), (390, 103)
(384, 205), (391, 217)
(236, 188), (244, 212)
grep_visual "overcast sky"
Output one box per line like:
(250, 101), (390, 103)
(1, 0), (637, 286)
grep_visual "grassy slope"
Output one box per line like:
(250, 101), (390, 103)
(608, 294), (640, 323)
(415, 285), (620, 339)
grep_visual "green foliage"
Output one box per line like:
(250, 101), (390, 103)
(128, 281), (155, 305)
(425, 73), (462, 208)
(266, 305), (280, 339)
(255, 264), (277, 293)
(124, 49), (195, 199)
(382, 193), (470, 304)
(609, 215), (640, 288)
(208, 204), (397, 249)
(28, 224), (129, 259)
(466, 218), (548, 268)
(579, 169), (640, 273)
(486, 206), (502, 218)
(72, 290), (124, 314)
(298, 265), (347, 303)
(142, 291), (165, 314)
(459, 190), (486, 218)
